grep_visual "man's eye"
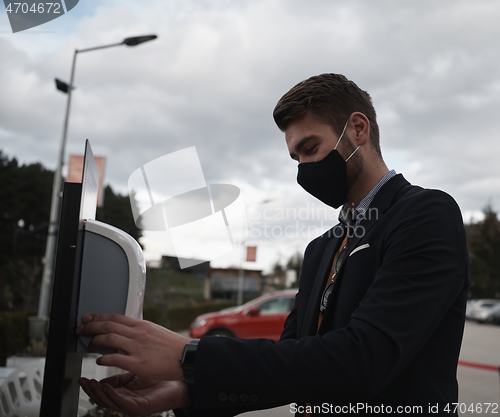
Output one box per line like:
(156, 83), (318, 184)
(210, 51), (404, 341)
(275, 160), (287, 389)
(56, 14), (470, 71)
(306, 145), (317, 154)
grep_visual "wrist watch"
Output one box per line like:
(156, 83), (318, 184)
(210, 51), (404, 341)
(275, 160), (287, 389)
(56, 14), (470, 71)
(180, 339), (200, 384)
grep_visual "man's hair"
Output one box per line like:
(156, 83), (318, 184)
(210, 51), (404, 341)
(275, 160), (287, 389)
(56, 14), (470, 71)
(273, 73), (382, 157)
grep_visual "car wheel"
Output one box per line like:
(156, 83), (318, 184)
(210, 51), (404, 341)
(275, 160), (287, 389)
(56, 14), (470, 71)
(206, 328), (235, 337)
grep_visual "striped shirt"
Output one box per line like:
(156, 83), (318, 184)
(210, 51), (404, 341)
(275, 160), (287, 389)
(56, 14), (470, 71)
(339, 169), (397, 229)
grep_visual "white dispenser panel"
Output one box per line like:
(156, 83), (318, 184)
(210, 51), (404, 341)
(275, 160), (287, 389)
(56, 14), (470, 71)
(77, 219), (146, 353)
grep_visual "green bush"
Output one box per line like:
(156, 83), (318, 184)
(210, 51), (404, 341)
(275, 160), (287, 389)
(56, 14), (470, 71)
(0, 303), (238, 366)
(0, 311), (30, 366)
(143, 305), (168, 327)
(144, 301), (237, 331)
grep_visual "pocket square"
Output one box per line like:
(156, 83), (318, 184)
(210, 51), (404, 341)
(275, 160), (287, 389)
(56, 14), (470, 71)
(349, 243), (370, 257)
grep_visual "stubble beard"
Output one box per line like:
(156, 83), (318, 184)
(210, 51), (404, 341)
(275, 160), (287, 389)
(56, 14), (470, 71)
(345, 135), (364, 194)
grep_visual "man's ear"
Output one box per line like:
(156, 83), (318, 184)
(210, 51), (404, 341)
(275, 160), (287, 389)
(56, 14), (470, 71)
(350, 112), (370, 147)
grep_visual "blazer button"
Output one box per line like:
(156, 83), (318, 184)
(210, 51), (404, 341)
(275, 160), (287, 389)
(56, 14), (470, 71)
(250, 394), (260, 402)
(218, 392), (228, 402)
(239, 393), (249, 402)
(229, 393), (238, 402)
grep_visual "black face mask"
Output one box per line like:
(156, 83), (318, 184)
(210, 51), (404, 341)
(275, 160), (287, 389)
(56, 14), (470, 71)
(297, 122), (359, 209)
(297, 149), (348, 209)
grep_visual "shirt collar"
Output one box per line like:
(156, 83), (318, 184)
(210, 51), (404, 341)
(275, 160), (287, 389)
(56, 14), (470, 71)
(339, 169), (397, 229)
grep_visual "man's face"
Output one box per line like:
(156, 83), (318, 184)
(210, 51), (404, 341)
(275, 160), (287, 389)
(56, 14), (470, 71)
(285, 111), (363, 194)
(285, 111), (349, 163)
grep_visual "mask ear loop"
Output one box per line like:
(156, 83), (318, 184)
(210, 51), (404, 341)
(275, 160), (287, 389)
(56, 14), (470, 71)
(333, 120), (360, 162)
(333, 121), (349, 150)
(345, 145), (360, 162)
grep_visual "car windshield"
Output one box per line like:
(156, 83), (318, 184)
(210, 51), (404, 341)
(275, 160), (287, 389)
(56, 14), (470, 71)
(482, 303), (500, 309)
(231, 292), (296, 313)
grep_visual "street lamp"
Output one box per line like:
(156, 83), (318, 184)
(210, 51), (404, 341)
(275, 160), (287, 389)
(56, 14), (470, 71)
(236, 199), (274, 305)
(37, 35), (157, 326)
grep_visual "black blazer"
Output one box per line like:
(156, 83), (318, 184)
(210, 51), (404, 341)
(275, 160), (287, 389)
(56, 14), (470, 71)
(178, 175), (469, 416)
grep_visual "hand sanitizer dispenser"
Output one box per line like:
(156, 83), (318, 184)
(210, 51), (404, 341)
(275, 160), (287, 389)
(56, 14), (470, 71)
(76, 219), (146, 353)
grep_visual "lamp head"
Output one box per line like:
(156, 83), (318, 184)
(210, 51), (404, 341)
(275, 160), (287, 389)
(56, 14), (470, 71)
(122, 35), (157, 46)
(55, 78), (70, 94)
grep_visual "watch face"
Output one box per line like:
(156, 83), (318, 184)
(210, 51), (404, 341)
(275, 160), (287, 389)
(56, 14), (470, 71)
(181, 340), (199, 384)
(182, 340), (199, 366)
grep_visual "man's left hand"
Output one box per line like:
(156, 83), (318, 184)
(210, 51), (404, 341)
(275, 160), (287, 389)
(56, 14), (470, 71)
(79, 373), (191, 415)
(76, 313), (191, 380)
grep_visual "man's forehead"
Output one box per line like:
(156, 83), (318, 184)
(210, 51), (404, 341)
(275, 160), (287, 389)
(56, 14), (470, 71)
(285, 115), (336, 146)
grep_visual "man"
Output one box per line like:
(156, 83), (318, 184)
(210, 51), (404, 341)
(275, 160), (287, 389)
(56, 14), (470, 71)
(78, 74), (469, 416)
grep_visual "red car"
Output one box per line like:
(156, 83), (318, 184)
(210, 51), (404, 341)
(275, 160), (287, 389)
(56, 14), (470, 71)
(189, 290), (298, 341)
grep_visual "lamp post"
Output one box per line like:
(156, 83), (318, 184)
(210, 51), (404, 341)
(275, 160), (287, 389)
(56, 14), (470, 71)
(236, 199), (273, 305)
(36, 35), (157, 328)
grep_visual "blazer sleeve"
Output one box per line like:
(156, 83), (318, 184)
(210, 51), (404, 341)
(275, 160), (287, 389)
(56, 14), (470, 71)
(279, 291), (299, 341)
(182, 189), (468, 412)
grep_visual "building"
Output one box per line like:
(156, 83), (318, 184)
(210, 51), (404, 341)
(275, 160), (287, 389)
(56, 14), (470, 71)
(159, 256), (263, 301)
(160, 255), (210, 279)
(209, 268), (263, 301)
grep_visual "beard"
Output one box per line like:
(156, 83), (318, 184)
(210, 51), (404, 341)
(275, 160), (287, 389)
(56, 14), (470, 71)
(344, 135), (363, 193)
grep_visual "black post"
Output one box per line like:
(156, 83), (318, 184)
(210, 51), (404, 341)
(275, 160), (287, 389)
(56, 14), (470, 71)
(40, 182), (83, 417)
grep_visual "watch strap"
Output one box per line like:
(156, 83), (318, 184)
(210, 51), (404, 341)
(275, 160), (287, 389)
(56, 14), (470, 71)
(180, 339), (200, 384)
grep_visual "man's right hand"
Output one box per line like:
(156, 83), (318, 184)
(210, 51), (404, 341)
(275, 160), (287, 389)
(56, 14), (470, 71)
(79, 373), (191, 416)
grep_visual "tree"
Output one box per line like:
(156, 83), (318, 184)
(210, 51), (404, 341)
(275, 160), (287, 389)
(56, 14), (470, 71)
(467, 205), (500, 299)
(0, 150), (142, 311)
(0, 151), (53, 267)
(0, 151), (53, 311)
(286, 251), (303, 288)
(1, 257), (42, 311)
(96, 185), (142, 245)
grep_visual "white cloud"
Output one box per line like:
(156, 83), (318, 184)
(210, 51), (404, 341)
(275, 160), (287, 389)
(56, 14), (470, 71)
(2, 0), (500, 269)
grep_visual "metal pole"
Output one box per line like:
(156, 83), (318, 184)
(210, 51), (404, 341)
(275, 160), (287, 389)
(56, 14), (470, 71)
(237, 246), (244, 306)
(37, 50), (78, 320)
(35, 35), (157, 328)
(77, 42), (123, 53)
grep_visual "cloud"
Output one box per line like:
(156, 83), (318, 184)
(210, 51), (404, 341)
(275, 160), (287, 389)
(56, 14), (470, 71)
(2, 0), (500, 269)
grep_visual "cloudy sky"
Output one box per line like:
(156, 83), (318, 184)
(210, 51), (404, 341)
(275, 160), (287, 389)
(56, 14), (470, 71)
(1, 0), (500, 273)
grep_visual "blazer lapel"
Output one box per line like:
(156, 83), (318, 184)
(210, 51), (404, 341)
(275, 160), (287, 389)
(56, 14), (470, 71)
(302, 224), (345, 336)
(318, 174), (411, 333)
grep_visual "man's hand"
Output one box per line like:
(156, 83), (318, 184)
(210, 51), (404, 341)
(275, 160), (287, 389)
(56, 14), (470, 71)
(76, 313), (191, 380)
(79, 373), (191, 416)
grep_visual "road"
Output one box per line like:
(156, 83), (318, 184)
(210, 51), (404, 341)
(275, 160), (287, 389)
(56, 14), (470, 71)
(240, 320), (500, 416)
(456, 320), (500, 415)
